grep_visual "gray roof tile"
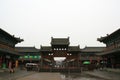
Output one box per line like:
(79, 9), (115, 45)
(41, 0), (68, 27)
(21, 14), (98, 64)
(40, 46), (52, 51)
(51, 37), (69, 45)
(68, 46), (80, 51)
(81, 47), (105, 52)
(15, 47), (40, 52)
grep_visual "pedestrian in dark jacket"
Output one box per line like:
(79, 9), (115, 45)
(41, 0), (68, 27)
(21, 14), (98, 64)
(9, 60), (15, 73)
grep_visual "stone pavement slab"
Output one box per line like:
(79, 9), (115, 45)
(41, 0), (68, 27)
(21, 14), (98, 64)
(105, 68), (120, 73)
(17, 72), (62, 80)
(0, 68), (35, 80)
(83, 70), (120, 80)
(84, 71), (111, 80)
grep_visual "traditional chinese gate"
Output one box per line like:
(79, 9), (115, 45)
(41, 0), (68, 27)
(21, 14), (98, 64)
(39, 37), (81, 72)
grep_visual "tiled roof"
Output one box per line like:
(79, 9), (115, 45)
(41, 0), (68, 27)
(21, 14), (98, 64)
(81, 47), (105, 52)
(0, 28), (23, 43)
(51, 37), (69, 45)
(40, 46), (52, 52)
(97, 28), (120, 43)
(15, 47), (40, 52)
(68, 46), (80, 52)
(96, 48), (120, 55)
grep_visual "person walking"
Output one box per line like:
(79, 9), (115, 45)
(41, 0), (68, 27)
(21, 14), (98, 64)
(9, 60), (15, 73)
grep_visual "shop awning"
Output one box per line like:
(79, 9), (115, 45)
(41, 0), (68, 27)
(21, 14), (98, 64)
(83, 61), (91, 65)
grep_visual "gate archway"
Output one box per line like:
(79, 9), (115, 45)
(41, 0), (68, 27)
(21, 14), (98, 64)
(40, 37), (81, 72)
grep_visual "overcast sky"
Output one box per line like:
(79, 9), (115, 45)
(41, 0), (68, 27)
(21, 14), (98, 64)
(0, 0), (120, 49)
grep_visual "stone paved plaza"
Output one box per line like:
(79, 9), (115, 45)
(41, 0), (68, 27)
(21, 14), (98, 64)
(0, 68), (120, 80)
(16, 72), (62, 80)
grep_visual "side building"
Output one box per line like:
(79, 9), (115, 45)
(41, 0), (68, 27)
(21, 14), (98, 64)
(80, 47), (105, 65)
(80, 47), (105, 70)
(15, 47), (40, 66)
(97, 28), (120, 68)
(0, 28), (23, 69)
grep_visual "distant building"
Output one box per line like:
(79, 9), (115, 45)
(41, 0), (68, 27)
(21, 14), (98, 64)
(80, 47), (105, 64)
(0, 28), (23, 68)
(98, 28), (120, 68)
(15, 47), (40, 65)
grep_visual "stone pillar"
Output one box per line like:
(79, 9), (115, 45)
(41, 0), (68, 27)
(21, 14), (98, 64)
(40, 53), (43, 69)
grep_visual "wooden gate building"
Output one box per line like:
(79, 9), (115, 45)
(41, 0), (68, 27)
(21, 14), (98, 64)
(40, 37), (81, 72)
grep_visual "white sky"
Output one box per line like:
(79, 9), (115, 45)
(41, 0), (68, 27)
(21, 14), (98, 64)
(0, 0), (120, 49)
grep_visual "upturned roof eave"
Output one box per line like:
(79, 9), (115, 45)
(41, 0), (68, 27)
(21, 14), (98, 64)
(0, 28), (24, 43)
(97, 28), (120, 43)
